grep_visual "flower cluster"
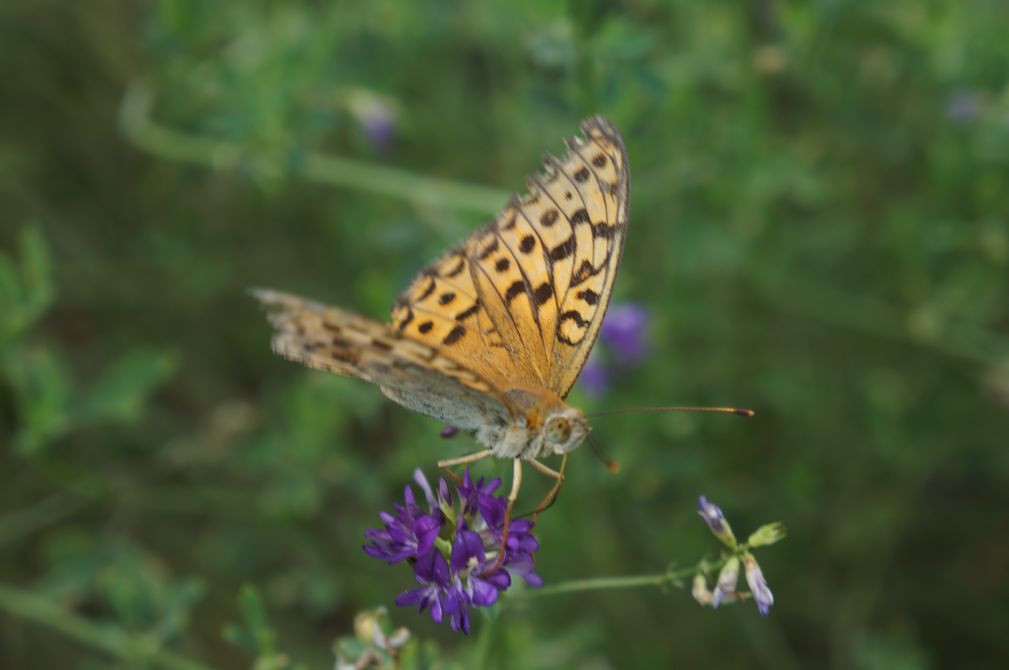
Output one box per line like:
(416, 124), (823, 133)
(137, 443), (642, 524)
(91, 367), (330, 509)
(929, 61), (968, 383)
(692, 496), (784, 616)
(581, 303), (650, 396)
(363, 469), (541, 634)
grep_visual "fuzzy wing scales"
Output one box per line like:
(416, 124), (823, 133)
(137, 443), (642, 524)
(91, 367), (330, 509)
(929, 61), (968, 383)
(253, 289), (513, 431)
(392, 116), (630, 399)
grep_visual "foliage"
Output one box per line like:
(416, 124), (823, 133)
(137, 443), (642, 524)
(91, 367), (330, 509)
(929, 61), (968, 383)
(2, 1), (1009, 668)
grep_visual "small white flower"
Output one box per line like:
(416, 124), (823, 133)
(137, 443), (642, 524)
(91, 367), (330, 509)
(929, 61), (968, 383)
(743, 553), (774, 616)
(712, 556), (740, 607)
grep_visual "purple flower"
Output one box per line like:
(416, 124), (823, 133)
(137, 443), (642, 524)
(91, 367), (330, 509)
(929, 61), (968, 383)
(346, 90), (398, 153)
(692, 497), (781, 617)
(743, 553), (774, 616)
(361, 105), (396, 151)
(600, 303), (649, 365)
(945, 91), (982, 123)
(362, 485), (441, 563)
(579, 357), (611, 396)
(394, 548), (451, 623)
(364, 468), (541, 634)
(577, 303), (649, 396)
(697, 496), (737, 548)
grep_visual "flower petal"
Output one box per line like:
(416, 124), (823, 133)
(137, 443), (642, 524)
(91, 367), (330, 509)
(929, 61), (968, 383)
(469, 575), (501, 607)
(743, 553), (774, 616)
(451, 529), (485, 573)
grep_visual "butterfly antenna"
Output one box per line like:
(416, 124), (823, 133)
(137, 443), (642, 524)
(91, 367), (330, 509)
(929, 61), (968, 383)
(587, 434), (621, 474)
(588, 406), (755, 418)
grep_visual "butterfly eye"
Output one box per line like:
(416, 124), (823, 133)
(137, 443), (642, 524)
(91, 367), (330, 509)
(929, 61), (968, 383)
(544, 417), (572, 445)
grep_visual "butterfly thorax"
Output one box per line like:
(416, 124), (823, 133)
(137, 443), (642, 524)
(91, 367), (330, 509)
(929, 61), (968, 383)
(474, 387), (589, 461)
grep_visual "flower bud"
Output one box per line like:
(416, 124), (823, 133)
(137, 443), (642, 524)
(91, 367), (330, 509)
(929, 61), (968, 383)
(746, 522), (786, 548)
(386, 626), (411, 650)
(353, 607), (385, 643)
(691, 573), (713, 606)
(712, 556), (740, 607)
(743, 553), (774, 616)
(697, 496), (737, 548)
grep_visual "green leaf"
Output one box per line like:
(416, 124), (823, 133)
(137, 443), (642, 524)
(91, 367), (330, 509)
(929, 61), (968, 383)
(18, 226), (54, 320)
(0, 226), (54, 343)
(5, 348), (72, 455)
(74, 348), (179, 425)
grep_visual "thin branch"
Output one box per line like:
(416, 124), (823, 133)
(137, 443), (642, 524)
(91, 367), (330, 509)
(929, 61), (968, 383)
(118, 83), (509, 216)
(522, 561), (709, 599)
(0, 583), (213, 670)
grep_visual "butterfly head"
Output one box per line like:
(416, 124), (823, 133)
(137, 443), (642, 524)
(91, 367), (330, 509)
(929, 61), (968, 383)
(541, 407), (589, 455)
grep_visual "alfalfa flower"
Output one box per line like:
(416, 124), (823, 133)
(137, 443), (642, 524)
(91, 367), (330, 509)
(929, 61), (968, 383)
(693, 495), (781, 617)
(743, 552), (774, 616)
(363, 469), (541, 634)
(697, 495), (737, 549)
(712, 556), (740, 607)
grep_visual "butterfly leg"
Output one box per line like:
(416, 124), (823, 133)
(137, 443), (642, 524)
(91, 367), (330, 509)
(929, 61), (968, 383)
(481, 458), (522, 577)
(438, 449), (494, 485)
(527, 453), (569, 521)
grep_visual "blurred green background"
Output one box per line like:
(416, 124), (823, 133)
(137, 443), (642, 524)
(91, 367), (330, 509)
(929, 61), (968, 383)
(3, 1), (1009, 668)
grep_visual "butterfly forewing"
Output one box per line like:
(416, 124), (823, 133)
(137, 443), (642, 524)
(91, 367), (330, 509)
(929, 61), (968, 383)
(546, 117), (629, 397)
(389, 246), (536, 391)
(393, 116), (630, 400)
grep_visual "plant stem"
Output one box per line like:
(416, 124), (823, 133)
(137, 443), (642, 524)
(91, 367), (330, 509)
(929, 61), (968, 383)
(0, 583), (213, 670)
(523, 561), (711, 599)
(118, 83), (509, 216)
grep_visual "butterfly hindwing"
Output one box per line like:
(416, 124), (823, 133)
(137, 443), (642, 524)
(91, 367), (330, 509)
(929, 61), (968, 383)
(254, 289), (513, 431)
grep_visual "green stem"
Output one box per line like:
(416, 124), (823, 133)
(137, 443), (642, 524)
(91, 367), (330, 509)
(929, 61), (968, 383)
(0, 583), (212, 670)
(0, 494), (89, 548)
(118, 83), (509, 216)
(523, 561), (712, 599)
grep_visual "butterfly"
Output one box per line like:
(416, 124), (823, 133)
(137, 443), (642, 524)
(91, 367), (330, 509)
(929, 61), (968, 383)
(254, 116), (629, 564)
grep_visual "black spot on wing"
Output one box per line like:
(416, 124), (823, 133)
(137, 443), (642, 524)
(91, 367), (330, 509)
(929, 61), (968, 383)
(592, 222), (623, 240)
(540, 209), (559, 227)
(478, 238), (499, 260)
(443, 325), (466, 345)
(519, 235), (536, 254)
(417, 278), (437, 301)
(533, 282), (553, 306)
(574, 167), (590, 182)
(505, 280), (526, 304)
(570, 208), (590, 226)
(438, 292), (456, 306)
(396, 306), (415, 332)
(495, 258), (510, 273)
(557, 310), (592, 345)
(572, 259), (605, 286)
(549, 236), (576, 262)
(371, 339), (393, 351)
(419, 321), (434, 334)
(455, 303), (479, 321)
(445, 257), (466, 278)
